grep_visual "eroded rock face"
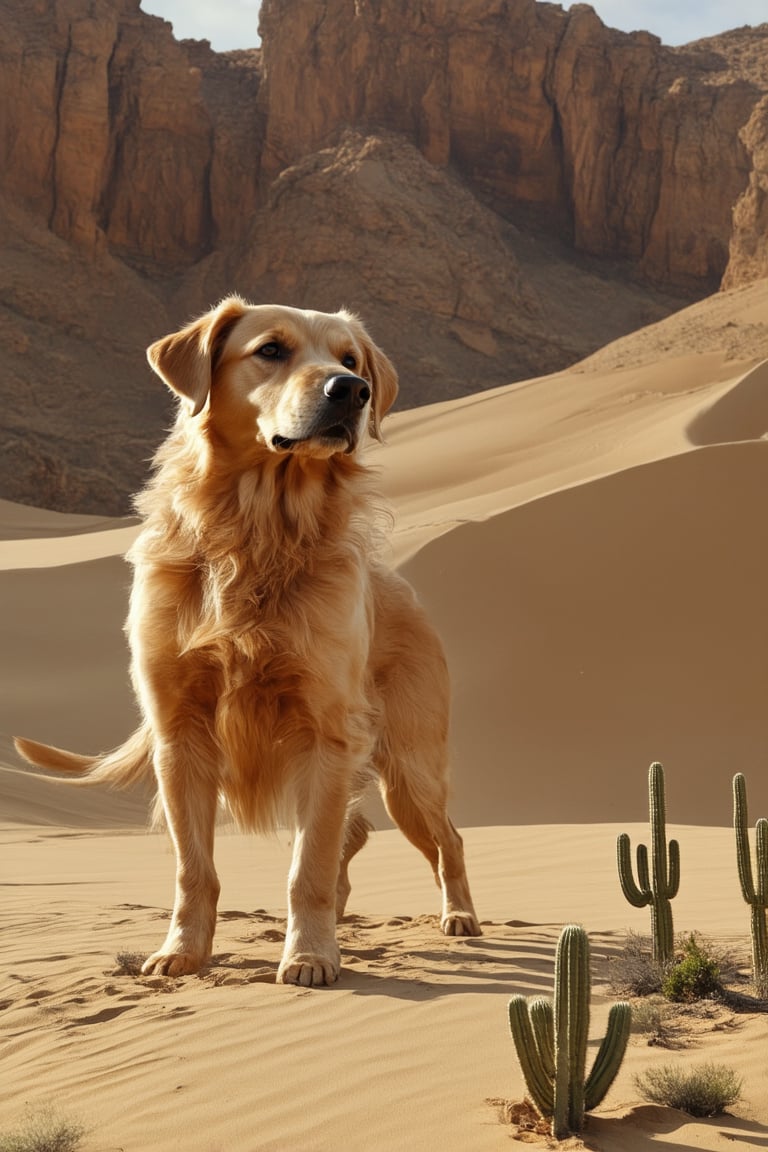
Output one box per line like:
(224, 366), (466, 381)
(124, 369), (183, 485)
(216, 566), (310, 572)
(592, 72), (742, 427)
(3, 0), (765, 288)
(258, 0), (767, 289)
(724, 96), (768, 289)
(551, 9), (759, 288)
(0, 0), (262, 270)
(258, 0), (570, 227)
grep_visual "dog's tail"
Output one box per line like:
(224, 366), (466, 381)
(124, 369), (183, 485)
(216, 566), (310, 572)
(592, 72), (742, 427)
(14, 724), (154, 789)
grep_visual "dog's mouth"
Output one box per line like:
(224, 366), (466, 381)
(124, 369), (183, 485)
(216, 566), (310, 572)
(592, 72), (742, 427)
(271, 423), (357, 455)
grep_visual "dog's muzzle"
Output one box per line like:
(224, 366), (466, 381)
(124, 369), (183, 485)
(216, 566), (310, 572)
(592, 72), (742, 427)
(271, 374), (371, 454)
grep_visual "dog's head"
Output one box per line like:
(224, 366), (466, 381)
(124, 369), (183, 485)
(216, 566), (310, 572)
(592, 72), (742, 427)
(147, 297), (398, 460)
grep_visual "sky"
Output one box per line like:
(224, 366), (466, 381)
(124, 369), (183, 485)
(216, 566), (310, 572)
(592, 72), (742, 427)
(140, 0), (765, 52)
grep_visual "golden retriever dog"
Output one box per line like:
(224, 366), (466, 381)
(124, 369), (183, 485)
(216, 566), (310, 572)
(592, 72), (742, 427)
(15, 297), (480, 986)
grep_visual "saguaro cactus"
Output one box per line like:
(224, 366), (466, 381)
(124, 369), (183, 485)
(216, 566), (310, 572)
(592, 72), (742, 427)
(508, 925), (631, 1139)
(617, 761), (680, 967)
(733, 772), (768, 996)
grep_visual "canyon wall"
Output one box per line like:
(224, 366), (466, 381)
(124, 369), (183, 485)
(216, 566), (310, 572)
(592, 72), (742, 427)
(1, 0), (767, 511)
(2, 0), (766, 285)
(0, 0), (262, 269)
(259, 0), (766, 288)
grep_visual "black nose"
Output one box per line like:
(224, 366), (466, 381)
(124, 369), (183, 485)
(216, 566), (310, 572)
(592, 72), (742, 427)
(323, 374), (371, 409)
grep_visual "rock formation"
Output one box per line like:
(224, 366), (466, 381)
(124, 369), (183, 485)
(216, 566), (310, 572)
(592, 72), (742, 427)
(0, 0), (767, 512)
(0, 0), (262, 269)
(258, 0), (768, 288)
(724, 96), (768, 289)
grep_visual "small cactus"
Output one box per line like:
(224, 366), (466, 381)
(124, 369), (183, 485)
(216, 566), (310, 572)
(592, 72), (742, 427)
(733, 773), (768, 996)
(508, 925), (631, 1139)
(617, 762), (680, 967)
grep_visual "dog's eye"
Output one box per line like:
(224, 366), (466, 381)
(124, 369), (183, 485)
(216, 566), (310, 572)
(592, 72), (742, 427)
(255, 341), (284, 359)
(341, 354), (357, 371)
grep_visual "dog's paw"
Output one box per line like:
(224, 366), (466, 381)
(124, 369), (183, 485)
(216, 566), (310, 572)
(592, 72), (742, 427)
(441, 912), (482, 938)
(277, 952), (340, 987)
(141, 951), (205, 977)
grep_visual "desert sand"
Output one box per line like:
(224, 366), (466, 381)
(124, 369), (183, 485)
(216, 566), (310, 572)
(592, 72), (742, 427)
(2, 281), (768, 1150)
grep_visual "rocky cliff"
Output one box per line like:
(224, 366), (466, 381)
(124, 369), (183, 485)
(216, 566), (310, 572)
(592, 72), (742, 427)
(1, 0), (767, 512)
(259, 0), (768, 289)
(0, 0), (262, 269)
(723, 95), (768, 290)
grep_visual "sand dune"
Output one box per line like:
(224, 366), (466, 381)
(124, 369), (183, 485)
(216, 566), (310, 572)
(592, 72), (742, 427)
(2, 282), (768, 1149)
(2, 822), (766, 1151)
(0, 497), (138, 568)
(0, 498), (131, 541)
(404, 440), (768, 826)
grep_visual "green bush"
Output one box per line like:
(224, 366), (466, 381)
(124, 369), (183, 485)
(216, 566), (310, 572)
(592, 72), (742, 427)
(635, 1061), (742, 1117)
(662, 934), (722, 1002)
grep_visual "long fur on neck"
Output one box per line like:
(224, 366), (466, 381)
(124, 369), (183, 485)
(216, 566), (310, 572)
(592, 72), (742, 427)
(130, 411), (386, 668)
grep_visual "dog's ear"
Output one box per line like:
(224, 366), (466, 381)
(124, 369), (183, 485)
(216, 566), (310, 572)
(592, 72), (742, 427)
(360, 336), (399, 442)
(147, 296), (248, 416)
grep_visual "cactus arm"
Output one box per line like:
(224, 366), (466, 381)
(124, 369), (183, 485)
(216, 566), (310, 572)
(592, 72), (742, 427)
(666, 838), (681, 899)
(584, 1002), (632, 1110)
(528, 996), (555, 1080)
(757, 818), (768, 904)
(617, 835), (651, 907)
(733, 773), (756, 903)
(636, 841), (651, 895)
(508, 996), (555, 1118)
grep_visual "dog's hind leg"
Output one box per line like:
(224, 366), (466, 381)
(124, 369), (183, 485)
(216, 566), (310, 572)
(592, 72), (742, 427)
(378, 759), (481, 938)
(141, 735), (221, 977)
(336, 806), (373, 920)
(369, 567), (480, 936)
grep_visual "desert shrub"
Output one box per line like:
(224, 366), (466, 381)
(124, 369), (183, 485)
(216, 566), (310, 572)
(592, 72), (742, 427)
(0, 1104), (87, 1152)
(608, 932), (664, 996)
(635, 1061), (742, 1117)
(663, 934), (722, 1002)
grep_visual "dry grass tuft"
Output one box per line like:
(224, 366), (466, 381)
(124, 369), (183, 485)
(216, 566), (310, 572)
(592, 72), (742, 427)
(0, 1104), (88, 1152)
(113, 950), (148, 975)
(629, 995), (683, 1047)
(635, 1061), (742, 1117)
(608, 931), (663, 997)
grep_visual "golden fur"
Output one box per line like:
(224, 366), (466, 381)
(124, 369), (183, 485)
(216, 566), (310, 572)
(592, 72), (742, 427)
(15, 297), (480, 986)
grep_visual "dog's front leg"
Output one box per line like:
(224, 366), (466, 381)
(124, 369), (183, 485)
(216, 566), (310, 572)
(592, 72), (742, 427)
(278, 762), (350, 988)
(142, 744), (220, 977)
